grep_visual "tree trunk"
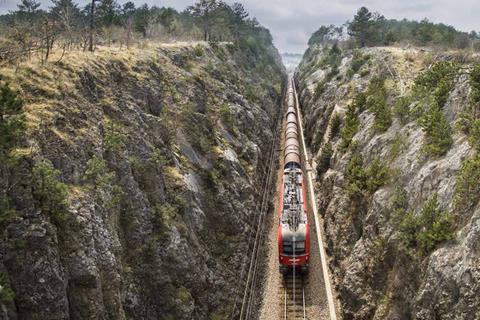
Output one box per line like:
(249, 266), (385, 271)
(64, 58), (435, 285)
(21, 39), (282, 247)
(88, 0), (95, 52)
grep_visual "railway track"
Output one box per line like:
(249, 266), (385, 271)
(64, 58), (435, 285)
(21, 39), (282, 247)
(282, 271), (307, 320)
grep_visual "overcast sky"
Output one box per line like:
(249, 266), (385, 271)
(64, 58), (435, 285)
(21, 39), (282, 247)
(1, 0), (480, 53)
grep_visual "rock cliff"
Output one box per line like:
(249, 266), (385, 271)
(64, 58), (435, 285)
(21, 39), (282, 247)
(0, 42), (285, 320)
(296, 45), (480, 319)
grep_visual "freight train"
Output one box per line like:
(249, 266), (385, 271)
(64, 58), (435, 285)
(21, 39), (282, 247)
(278, 81), (310, 275)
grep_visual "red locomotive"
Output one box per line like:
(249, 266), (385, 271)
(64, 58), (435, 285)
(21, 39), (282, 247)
(278, 81), (310, 275)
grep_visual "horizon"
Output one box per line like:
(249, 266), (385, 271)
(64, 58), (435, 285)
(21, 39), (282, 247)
(1, 0), (479, 54)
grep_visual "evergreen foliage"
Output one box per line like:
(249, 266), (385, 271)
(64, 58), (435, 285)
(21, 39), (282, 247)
(340, 101), (360, 150)
(366, 77), (392, 132)
(412, 62), (458, 156)
(0, 82), (25, 153)
(345, 147), (390, 197)
(32, 160), (69, 225)
(347, 50), (369, 77)
(399, 194), (454, 255)
(459, 64), (480, 151)
(393, 96), (411, 124)
(316, 142), (333, 177)
(329, 113), (342, 139)
(454, 155), (480, 212)
(0, 272), (14, 304)
(309, 7), (479, 49)
(418, 105), (453, 156)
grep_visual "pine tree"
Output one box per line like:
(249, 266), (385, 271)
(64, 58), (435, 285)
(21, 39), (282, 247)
(0, 82), (25, 153)
(187, 0), (220, 41)
(348, 7), (375, 47)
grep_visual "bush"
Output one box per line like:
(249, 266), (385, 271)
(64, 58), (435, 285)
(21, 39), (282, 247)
(391, 186), (408, 224)
(345, 146), (366, 197)
(314, 80), (327, 98)
(340, 103), (360, 150)
(194, 44), (204, 57)
(413, 61), (459, 110)
(366, 77), (392, 132)
(329, 113), (342, 139)
(0, 272), (14, 304)
(0, 195), (18, 225)
(419, 106), (453, 156)
(345, 148), (391, 197)
(454, 154), (480, 212)
(104, 119), (125, 152)
(317, 142), (333, 176)
(394, 96), (411, 124)
(400, 194), (454, 255)
(151, 203), (176, 233)
(32, 160), (69, 225)
(365, 158), (391, 194)
(84, 155), (115, 189)
(348, 50), (370, 77)
(459, 64), (480, 150)
(389, 133), (407, 160)
(219, 104), (234, 129)
(0, 81), (25, 153)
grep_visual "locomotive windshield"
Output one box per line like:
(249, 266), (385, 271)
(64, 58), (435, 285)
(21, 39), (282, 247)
(282, 240), (306, 255)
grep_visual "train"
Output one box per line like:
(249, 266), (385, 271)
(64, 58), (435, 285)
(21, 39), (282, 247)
(278, 81), (310, 275)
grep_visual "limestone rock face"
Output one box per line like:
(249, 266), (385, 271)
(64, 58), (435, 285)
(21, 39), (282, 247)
(296, 46), (480, 319)
(0, 43), (285, 320)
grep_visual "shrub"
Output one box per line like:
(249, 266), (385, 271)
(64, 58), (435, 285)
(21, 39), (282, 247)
(348, 50), (369, 77)
(345, 146), (366, 197)
(394, 96), (411, 124)
(32, 160), (69, 225)
(317, 142), (333, 176)
(194, 45), (204, 57)
(413, 61), (459, 110)
(400, 194), (454, 255)
(365, 158), (391, 194)
(151, 203), (176, 232)
(84, 155), (115, 189)
(353, 91), (367, 112)
(391, 186), (408, 224)
(329, 113), (342, 139)
(416, 195), (454, 254)
(340, 103), (360, 150)
(0, 81), (25, 153)
(366, 77), (392, 132)
(468, 120), (480, 151)
(314, 80), (327, 98)
(454, 154), (480, 212)
(0, 195), (18, 225)
(418, 106), (453, 156)
(459, 64), (480, 150)
(219, 104), (234, 129)
(104, 119), (125, 152)
(345, 148), (391, 198)
(0, 272), (14, 304)
(389, 133), (407, 160)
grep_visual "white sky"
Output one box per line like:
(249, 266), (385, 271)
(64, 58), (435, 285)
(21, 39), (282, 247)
(1, 0), (479, 53)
